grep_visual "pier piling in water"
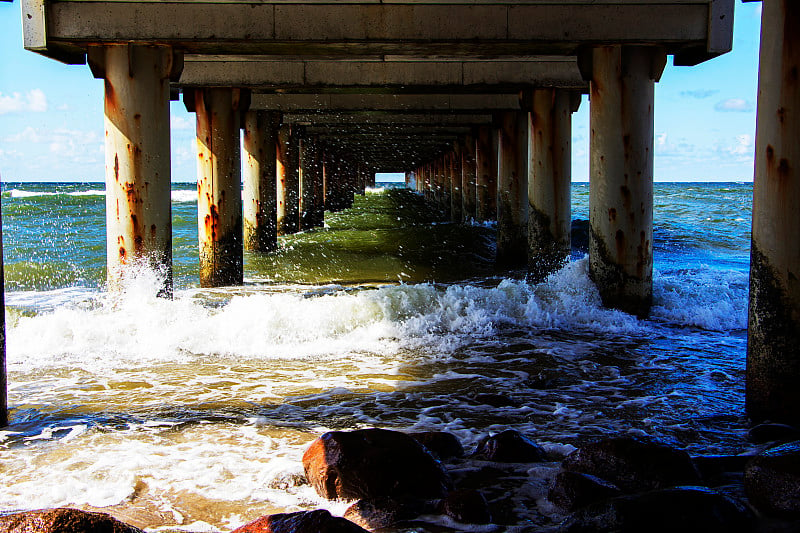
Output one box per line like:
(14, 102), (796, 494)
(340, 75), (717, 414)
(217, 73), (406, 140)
(243, 110), (280, 252)
(187, 87), (248, 287)
(527, 89), (579, 282)
(277, 123), (300, 235)
(462, 134), (478, 223)
(475, 125), (498, 223)
(89, 44), (181, 294)
(747, 0), (800, 426)
(450, 145), (464, 223)
(496, 110), (530, 267)
(0, 200), (5, 428)
(585, 46), (665, 317)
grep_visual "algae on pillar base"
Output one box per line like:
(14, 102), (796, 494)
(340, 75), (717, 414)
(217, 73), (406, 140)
(186, 87), (249, 288)
(89, 44), (182, 295)
(583, 45), (665, 317)
(747, 0), (800, 426)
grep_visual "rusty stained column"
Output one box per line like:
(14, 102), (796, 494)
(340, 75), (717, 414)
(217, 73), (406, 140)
(450, 145), (464, 223)
(277, 122), (300, 235)
(0, 196), (5, 427)
(243, 110), (279, 252)
(528, 89), (580, 282)
(89, 44), (181, 294)
(496, 110), (530, 267)
(191, 87), (248, 287)
(747, 0), (800, 425)
(475, 125), (498, 222)
(310, 136), (325, 227)
(462, 134), (478, 223)
(587, 45), (665, 317)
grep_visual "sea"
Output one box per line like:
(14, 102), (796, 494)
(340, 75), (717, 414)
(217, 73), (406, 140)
(0, 181), (753, 531)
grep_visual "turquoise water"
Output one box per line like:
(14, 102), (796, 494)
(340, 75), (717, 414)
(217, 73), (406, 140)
(0, 182), (752, 531)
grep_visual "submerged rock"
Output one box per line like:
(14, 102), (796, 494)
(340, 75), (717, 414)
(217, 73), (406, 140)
(548, 470), (623, 512)
(745, 440), (800, 517)
(302, 428), (449, 501)
(231, 510), (368, 533)
(409, 431), (465, 461)
(0, 508), (142, 533)
(343, 498), (429, 530)
(559, 486), (753, 533)
(472, 429), (548, 463)
(438, 489), (492, 524)
(561, 436), (700, 492)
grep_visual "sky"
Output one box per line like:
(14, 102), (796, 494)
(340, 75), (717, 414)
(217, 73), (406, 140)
(0, 2), (762, 183)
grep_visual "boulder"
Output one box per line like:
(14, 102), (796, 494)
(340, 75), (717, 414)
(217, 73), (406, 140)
(472, 430), (547, 463)
(744, 440), (800, 517)
(438, 489), (492, 524)
(409, 431), (465, 461)
(559, 486), (754, 533)
(302, 428), (449, 501)
(231, 510), (368, 533)
(561, 436), (700, 492)
(0, 508), (142, 533)
(548, 471), (622, 512)
(343, 498), (429, 530)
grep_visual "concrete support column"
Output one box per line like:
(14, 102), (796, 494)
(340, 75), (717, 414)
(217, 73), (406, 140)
(450, 146), (464, 223)
(277, 123), (300, 235)
(586, 45), (665, 317)
(528, 89), (579, 281)
(89, 44), (181, 294)
(311, 136), (325, 227)
(243, 110), (279, 252)
(299, 133), (317, 230)
(476, 125), (498, 222)
(496, 110), (530, 267)
(462, 134), (478, 223)
(190, 87), (248, 287)
(747, 0), (800, 425)
(441, 155), (452, 217)
(0, 202), (5, 427)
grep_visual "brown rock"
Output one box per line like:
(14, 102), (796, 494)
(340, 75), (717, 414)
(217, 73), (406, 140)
(409, 431), (465, 461)
(303, 428), (449, 501)
(548, 470), (622, 511)
(472, 429), (547, 462)
(0, 508), (142, 533)
(561, 436), (700, 493)
(343, 498), (429, 530)
(231, 510), (368, 533)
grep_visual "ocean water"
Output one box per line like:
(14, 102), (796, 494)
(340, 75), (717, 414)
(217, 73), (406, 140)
(0, 182), (752, 531)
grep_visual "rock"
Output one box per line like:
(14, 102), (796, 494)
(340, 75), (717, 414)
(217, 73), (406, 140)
(559, 486), (754, 533)
(409, 431), (465, 461)
(231, 510), (368, 533)
(692, 454), (750, 485)
(748, 422), (800, 444)
(302, 428), (449, 501)
(561, 436), (700, 493)
(438, 489), (492, 524)
(343, 498), (429, 530)
(744, 440), (800, 517)
(472, 429), (548, 463)
(0, 508), (143, 533)
(548, 471), (622, 512)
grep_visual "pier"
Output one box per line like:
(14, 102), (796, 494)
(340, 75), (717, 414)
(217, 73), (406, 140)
(2, 0), (796, 436)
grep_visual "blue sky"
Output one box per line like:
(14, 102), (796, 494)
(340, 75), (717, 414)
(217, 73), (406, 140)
(0, 2), (761, 183)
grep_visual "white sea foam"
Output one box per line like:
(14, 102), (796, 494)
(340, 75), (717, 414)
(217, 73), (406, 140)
(171, 189), (197, 203)
(8, 188), (106, 198)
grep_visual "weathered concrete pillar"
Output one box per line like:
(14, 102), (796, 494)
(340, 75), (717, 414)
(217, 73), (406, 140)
(585, 45), (665, 317)
(88, 44), (181, 294)
(243, 110), (279, 252)
(190, 87), (248, 287)
(0, 201), (5, 428)
(528, 89), (580, 281)
(747, 0), (800, 425)
(277, 123), (300, 235)
(450, 145), (463, 223)
(311, 136), (325, 227)
(496, 111), (529, 267)
(475, 125), (498, 222)
(299, 133), (317, 230)
(462, 134), (478, 223)
(441, 155), (452, 218)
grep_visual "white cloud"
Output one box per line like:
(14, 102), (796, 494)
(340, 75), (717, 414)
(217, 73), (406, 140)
(170, 115), (194, 130)
(680, 89), (719, 99)
(715, 98), (754, 112)
(0, 89), (48, 114)
(730, 134), (754, 156)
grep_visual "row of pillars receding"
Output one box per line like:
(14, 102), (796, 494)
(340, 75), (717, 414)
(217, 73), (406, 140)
(411, 45), (663, 318)
(88, 45), (375, 292)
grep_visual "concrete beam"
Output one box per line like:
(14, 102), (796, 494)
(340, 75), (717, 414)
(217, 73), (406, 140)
(283, 113), (493, 126)
(249, 93), (523, 113)
(25, 1), (731, 65)
(177, 56), (585, 91)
